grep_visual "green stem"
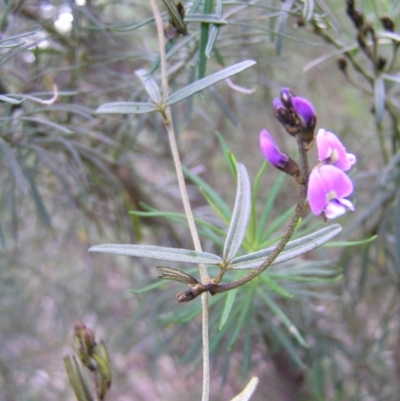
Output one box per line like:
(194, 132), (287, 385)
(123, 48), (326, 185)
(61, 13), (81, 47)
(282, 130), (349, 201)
(211, 135), (309, 294)
(149, 1), (210, 400)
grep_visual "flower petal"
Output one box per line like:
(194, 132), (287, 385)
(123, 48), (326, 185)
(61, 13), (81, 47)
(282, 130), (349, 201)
(316, 129), (356, 171)
(308, 165), (354, 216)
(291, 96), (316, 129)
(325, 198), (355, 219)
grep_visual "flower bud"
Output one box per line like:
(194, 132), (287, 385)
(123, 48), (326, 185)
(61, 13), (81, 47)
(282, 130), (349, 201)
(280, 87), (294, 108)
(260, 129), (301, 180)
(291, 96), (316, 146)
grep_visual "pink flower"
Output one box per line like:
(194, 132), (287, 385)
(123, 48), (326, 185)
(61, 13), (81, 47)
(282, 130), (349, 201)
(316, 129), (356, 171)
(308, 165), (355, 219)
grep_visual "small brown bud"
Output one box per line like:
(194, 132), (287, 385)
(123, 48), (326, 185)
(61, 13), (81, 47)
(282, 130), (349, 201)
(176, 290), (197, 303)
(380, 16), (394, 32)
(377, 57), (387, 71)
(337, 57), (347, 72)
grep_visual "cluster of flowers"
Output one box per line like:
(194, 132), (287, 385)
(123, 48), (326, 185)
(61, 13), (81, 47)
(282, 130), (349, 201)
(260, 89), (356, 220)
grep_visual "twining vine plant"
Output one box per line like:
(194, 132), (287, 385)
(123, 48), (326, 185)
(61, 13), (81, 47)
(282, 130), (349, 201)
(85, 2), (357, 400)
(90, 87), (356, 305)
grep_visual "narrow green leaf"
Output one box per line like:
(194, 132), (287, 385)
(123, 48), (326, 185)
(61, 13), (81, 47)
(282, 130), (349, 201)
(165, 60), (256, 106)
(231, 224), (342, 269)
(198, 0), (213, 78)
(135, 69), (161, 103)
(223, 163), (252, 262)
(183, 165), (231, 220)
(257, 290), (308, 347)
(205, 25), (220, 57)
(275, 0), (295, 55)
(228, 288), (253, 350)
(260, 204), (295, 245)
(303, 0), (315, 22)
(23, 167), (51, 227)
(259, 274), (293, 298)
(219, 288), (238, 330)
(0, 137), (28, 194)
(129, 281), (168, 294)
(249, 161), (267, 244)
(326, 235), (377, 247)
(185, 14), (227, 24)
(95, 102), (157, 115)
(374, 77), (385, 125)
(258, 172), (286, 240)
(229, 377), (259, 401)
(0, 94), (24, 104)
(89, 243), (222, 265)
(214, 131), (236, 177)
(381, 73), (400, 84)
(378, 31), (400, 42)
(20, 117), (74, 134)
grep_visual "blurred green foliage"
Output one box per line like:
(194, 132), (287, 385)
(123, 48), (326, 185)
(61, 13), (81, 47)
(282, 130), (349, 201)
(1, 0), (400, 400)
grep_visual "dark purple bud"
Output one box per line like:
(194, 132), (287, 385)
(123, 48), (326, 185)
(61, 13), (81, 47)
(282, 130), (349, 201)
(273, 99), (297, 136)
(280, 87), (294, 108)
(291, 96), (316, 131)
(291, 96), (317, 146)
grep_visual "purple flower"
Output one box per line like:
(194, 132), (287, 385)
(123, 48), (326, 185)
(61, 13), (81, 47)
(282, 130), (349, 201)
(308, 165), (355, 219)
(259, 129), (289, 168)
(291, 96), (316, 131)
(316, 129), (356, 171)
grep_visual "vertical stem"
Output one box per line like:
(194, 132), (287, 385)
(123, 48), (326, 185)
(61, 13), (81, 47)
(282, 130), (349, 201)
(149, 1), (210, 400)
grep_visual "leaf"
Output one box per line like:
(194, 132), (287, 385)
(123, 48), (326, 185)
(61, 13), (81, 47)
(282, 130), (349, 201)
(129, 281), (168, 294)
(381, 73), (400, 84)
(378, 31), (400, 42)
(275, 0), (295, 55)
(257, 290), (308, 347)
(229, 377), (259, 401)
(164, 60), (256, 106)
(88, 243), (222, 265)
(198, 0), (213, 78)
(223, 163), (252, 262)
(374, 77), (385, 125)
(0, 137), (28, 194)
(135, 69), (161, 103)
(231, 224), (342, 269)
(303, 0), (315, 22)
(20, 117), (74, 134)
(95, 102), (157, 115)
(259, 274), (293, 298)
(326, 235), (377, 247)
(219, 288), (238, 330)
(0, 94), (25, 104)
(205, 10), (222, 57)
(157, 266), (199, 284)
(185, 14), (227, 24)
(183, 165), (231, 221)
